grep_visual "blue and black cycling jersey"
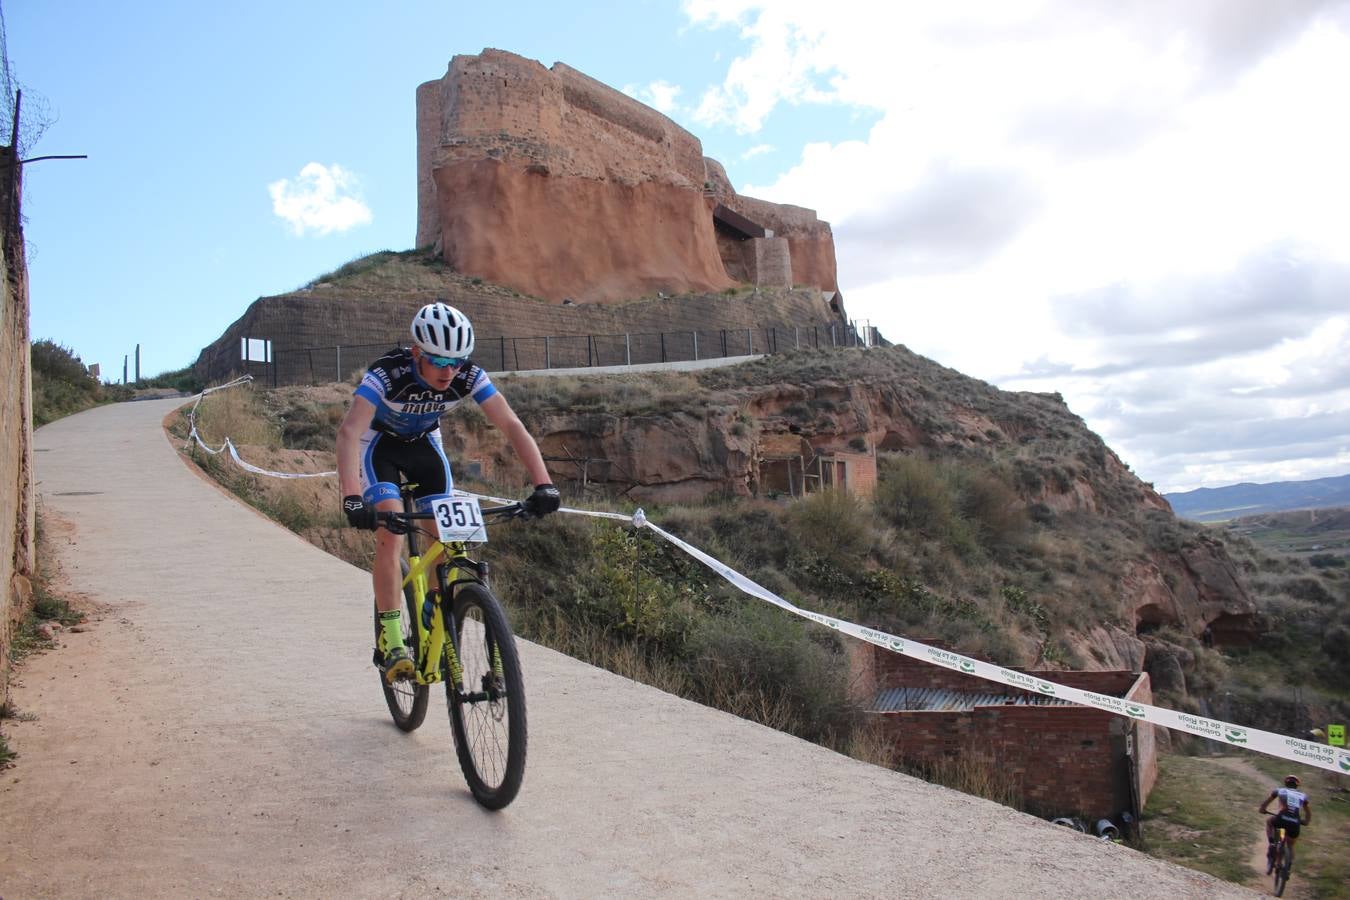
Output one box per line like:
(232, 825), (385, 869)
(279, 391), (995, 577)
(353, 348), (498, 438)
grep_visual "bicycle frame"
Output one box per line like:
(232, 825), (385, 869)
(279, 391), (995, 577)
(396, 486), (489, 688)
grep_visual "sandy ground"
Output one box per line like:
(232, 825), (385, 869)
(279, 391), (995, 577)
(0, 398), (1255, 898)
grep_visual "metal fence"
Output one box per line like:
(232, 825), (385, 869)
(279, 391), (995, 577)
(254, 321), (878, 387)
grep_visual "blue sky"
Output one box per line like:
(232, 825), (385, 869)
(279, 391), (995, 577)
(9, 1), (1350, 493)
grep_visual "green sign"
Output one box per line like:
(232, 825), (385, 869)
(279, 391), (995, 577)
(1329, 724), (1346, 747)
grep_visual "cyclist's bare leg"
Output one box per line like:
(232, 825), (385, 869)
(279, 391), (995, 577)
(373, 498), (404, 614)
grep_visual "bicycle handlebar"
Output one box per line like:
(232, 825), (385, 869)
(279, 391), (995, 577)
(373, 502), (530, 536)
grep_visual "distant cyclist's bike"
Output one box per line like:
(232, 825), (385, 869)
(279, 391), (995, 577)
(1266, 822), (1295, 896)
(372, 484), (529, 810)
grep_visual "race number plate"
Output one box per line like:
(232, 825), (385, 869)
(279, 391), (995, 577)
(431, 496), (488, 543)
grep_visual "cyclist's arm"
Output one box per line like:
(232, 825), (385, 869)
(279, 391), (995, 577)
(479, 393), (551, 487)
(1259, 791), (1277, 814)
(1302, 800), (1311, 825)
(337, 395), (378, 497)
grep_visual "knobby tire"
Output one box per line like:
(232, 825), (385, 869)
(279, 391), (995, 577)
(446, 583), (527, 810)
(1272, 842), (1290, 897)
(377, 558), (429, 731)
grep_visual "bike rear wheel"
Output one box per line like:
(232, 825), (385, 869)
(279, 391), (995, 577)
(1272, 843), (1289, 896)
(377, 558), (429, 731)
(445, 583), (527, 809)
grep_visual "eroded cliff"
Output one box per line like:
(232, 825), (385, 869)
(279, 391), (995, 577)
(436, 346), (1259, 673)
(416, 50), (840, 304)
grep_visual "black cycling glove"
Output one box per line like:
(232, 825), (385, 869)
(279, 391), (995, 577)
(343, 495), (377, 530)
(523, 483), (561, 517)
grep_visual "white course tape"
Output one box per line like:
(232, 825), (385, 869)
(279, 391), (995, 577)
(183, 377), (1349, 774)
(551, 503), (1349, 776)
(184, 377), (337, 479)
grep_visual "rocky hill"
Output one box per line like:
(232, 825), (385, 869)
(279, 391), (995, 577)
(185, 340), (1348, 755)
(421, 346), (1261, 677)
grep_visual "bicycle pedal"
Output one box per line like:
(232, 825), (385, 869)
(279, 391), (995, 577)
(384, 658), (416, 684)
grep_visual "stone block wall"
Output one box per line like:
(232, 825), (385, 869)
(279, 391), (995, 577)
(746, 237), (792, 289)
(194, 285), (838, 386)
(718, 194), (839, 294)
(1, 149), (36, 703)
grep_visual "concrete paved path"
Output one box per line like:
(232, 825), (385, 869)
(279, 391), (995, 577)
(1, 398), (1249, 898)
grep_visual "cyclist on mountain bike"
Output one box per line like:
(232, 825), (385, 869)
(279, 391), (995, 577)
(1260, 774), (1311, 867)
(336, 301), (560, 682)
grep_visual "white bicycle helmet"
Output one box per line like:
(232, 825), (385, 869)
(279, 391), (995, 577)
(410, 301), (474, 358)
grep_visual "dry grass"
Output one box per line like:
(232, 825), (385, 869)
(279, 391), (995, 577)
(921, 753), (1024, 809)
(191, 385), (281, 448)
(527, 611), (692, 697)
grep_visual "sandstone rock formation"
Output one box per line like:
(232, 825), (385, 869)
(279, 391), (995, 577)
(416, 50), (841, 306)
(435, 346), (1258, 666)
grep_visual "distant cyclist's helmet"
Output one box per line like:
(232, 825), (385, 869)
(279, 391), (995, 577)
(1284, 775), (1300, 787)
(410, 302), (474, 358)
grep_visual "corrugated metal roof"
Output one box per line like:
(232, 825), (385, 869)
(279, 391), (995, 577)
(871, 686), (1075, 713)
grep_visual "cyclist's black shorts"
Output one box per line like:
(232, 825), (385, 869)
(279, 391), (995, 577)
(360, 430), (452, 501)
(1273, 813), (1301, 839)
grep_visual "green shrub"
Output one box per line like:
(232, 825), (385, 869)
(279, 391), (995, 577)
(875, 455), (961, 539)
(784, 489), (873, 562)
(949, 466), (1027, 552)
(685, 598), (851, 742)
(31, 339), (102, 426)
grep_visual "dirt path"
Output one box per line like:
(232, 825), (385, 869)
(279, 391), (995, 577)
(1, 398), (1254, 898)
(1210, 757), (1310, 898)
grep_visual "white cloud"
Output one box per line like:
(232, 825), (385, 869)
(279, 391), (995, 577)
(268, 163), (373, 236)
(687, 1), (1350, 492)
(741, 143), (774, 160)
(622, 80), (683, 115)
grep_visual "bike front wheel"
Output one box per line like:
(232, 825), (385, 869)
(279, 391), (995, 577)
(445, 583), (527, 809)
(377, 558), (429, 731)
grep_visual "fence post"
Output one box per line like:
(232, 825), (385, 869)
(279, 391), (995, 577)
(660, 333), (666, 363)
(545, 336), (551, 370)
(794, 327), (800, 350)
(829, 324), (836, 347)
(721, 329), (728, 357)
(625, 333), (631, 366)
(336, 346), (342, 383)
(588, 335), (594, 367)
(693, 331), (699, 361)
(746, 327), (753, 355)
(308, 349), (316, 385)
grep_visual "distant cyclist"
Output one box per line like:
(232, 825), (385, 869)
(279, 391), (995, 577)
(336, 301), (560, 682)
(1259, 774), (1311, 869)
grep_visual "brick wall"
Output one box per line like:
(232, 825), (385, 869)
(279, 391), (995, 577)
(863, 642), (1155, 820)
(1, 148), (36, 703)
(1126, 671), (1158, 802)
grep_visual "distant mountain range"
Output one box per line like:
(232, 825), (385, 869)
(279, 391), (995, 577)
(1164, 474), (1350, 522)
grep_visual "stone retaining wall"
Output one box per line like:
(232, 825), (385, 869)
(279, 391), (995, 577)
(1, 147), (35, 702)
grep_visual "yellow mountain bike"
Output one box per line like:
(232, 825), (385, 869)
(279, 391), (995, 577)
(372, 484), (529, 810)
(1267, 822), (1295, 897)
